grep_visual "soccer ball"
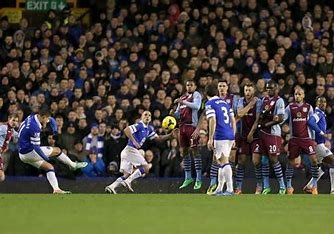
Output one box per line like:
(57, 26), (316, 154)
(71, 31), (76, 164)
(162, 116), (177, 131)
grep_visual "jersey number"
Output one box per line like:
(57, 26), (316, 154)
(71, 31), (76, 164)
(221, 106), (230, 124)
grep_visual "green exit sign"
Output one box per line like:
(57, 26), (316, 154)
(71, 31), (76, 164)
(26, 0), (67, 11)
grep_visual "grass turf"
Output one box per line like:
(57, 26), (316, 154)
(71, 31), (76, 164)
(0, 194), (332, 234)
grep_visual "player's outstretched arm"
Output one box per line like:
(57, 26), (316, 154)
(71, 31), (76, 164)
(155, 128), (179, 142)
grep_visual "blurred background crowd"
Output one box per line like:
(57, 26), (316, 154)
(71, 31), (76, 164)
(1, 0), (334, 179)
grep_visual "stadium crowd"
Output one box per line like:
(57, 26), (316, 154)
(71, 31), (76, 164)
(1, 0), (334, 180)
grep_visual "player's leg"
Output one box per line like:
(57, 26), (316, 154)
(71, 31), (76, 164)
(323, 155), (334, 194)
(206, 157), (219, 195)
(191, 146), (202, 190)
(215, 140), (234, 196)
(105, 147), (132, 193)
(47, 146), (87, 170)
(235, 153), (246, 194)
(252, 153), (262, 194)
(179, 126), (195, 188)
(261, 155), (271, 194)
(285, 139), (299, 194)
(0, 156), (5, 182)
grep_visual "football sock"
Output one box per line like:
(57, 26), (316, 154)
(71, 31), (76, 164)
(126, 167), (145, 184)
(57, 152), (76, 168)
(311, 164), (319, 188)
(273, 161), (285, 188)
(330, 167), (334, 191)
(46, 170), (59, 191)
(194, 156), (202, 182)
(285, 163), (294, 188)
(306, 166), (324, 187)
(222, 163), (233, 193)
(217, 166), (226, 193)
(111, 176), (126, 189)
(262, 156), (270, 188)
(183, 155), (192, 180)
(254, 164), (262, 187)
(235, 164), (245, 189)
(210, 161), (219, 186)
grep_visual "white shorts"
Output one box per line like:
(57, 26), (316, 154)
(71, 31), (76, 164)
(214, 140), (234, 160)
(316, 144), (333, 161)
(120, 146), (147, 174)
(19, 146), (53, 168)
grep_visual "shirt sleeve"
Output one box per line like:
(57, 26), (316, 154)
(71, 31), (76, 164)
(205, 102), (215, 119)
(255, 99), (262, 114)
(183, 91), (202, 110)
(284, 105), (290, 122)
(236, 98), (244, 110)
(148, 126), (158, 140)
(275, 98), (285, 115)
(129, 123), (140, 134)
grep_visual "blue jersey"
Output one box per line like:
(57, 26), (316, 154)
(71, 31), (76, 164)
(205, 96), (235, 140)
(18, 114), (48, 160)
(308, 107), (327, 144)
(127, 121), (158, 149)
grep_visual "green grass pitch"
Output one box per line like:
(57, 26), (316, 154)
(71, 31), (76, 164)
(0, 194), (332, 234)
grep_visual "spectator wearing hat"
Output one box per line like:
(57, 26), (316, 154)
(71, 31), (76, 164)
(81, 146), (106, 177)
(58, 121), (78, 152)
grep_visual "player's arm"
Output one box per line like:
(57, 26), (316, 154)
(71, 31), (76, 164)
(30, 130), (49, 161)
(283, 105), (290, 123)
(155, 129), (178, 142)
(237, 97), (257, 118)
(229, 108), (237, 135)
(124, 124), (141, 148)
(192, 111), (206, 138)
(248, 99), (262, 142)
(263, 98), (285, 128)
(308, 113), (325, 136)
(180, 92), (202, 110)
(205, 103), (216, 150)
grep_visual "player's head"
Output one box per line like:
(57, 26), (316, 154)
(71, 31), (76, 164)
(266, 80), (278, 97)
(316, 96), (327, 111)
(38, 108), (51, 125)
(7, 113), (19, 128)
(217, 79), (228, 96)
(185, 80), (196, 93)
(244, 82), (255, 99)
(205, 84), (218, 99)
(141, 110), (152, 124)
(294, 85), (305, 103)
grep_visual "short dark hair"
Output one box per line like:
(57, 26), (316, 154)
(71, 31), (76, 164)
(38, 108), (51, 117)
(205, 84), (218, 97)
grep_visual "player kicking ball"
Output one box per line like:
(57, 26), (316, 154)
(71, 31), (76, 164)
(18, 109), (88, 194)
(105, 111), (178, 194)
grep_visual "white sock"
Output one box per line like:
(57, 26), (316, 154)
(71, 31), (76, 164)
(125, 169), (143, 184)
(223, 164), (233, 193)
(46, 171), (59, 191)
(109, 177), (125, 189)
(306, 167), (324, 187)
(57, 153), (76, 168)
(330, 168), (334, 192)
(216, 168), (226, 193)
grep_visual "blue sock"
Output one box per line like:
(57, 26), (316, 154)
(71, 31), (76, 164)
(262, 156), (270, 188)
(285, 163), (294, 188)
(235, 164), (244, 189)
(254, 164), (262, 187)
(273, 161), (285, 189)
(194, 156), (202, 182)
(311, 164), (319, 188)
(210, 162), (218, 186)
(183, 155), (192, 180)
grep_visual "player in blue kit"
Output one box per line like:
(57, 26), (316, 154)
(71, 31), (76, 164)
(18, 108), (87, 194)
(304, 96), (334, 194)
(105, 111), (178, 194)
(205, 83), (236, 196)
